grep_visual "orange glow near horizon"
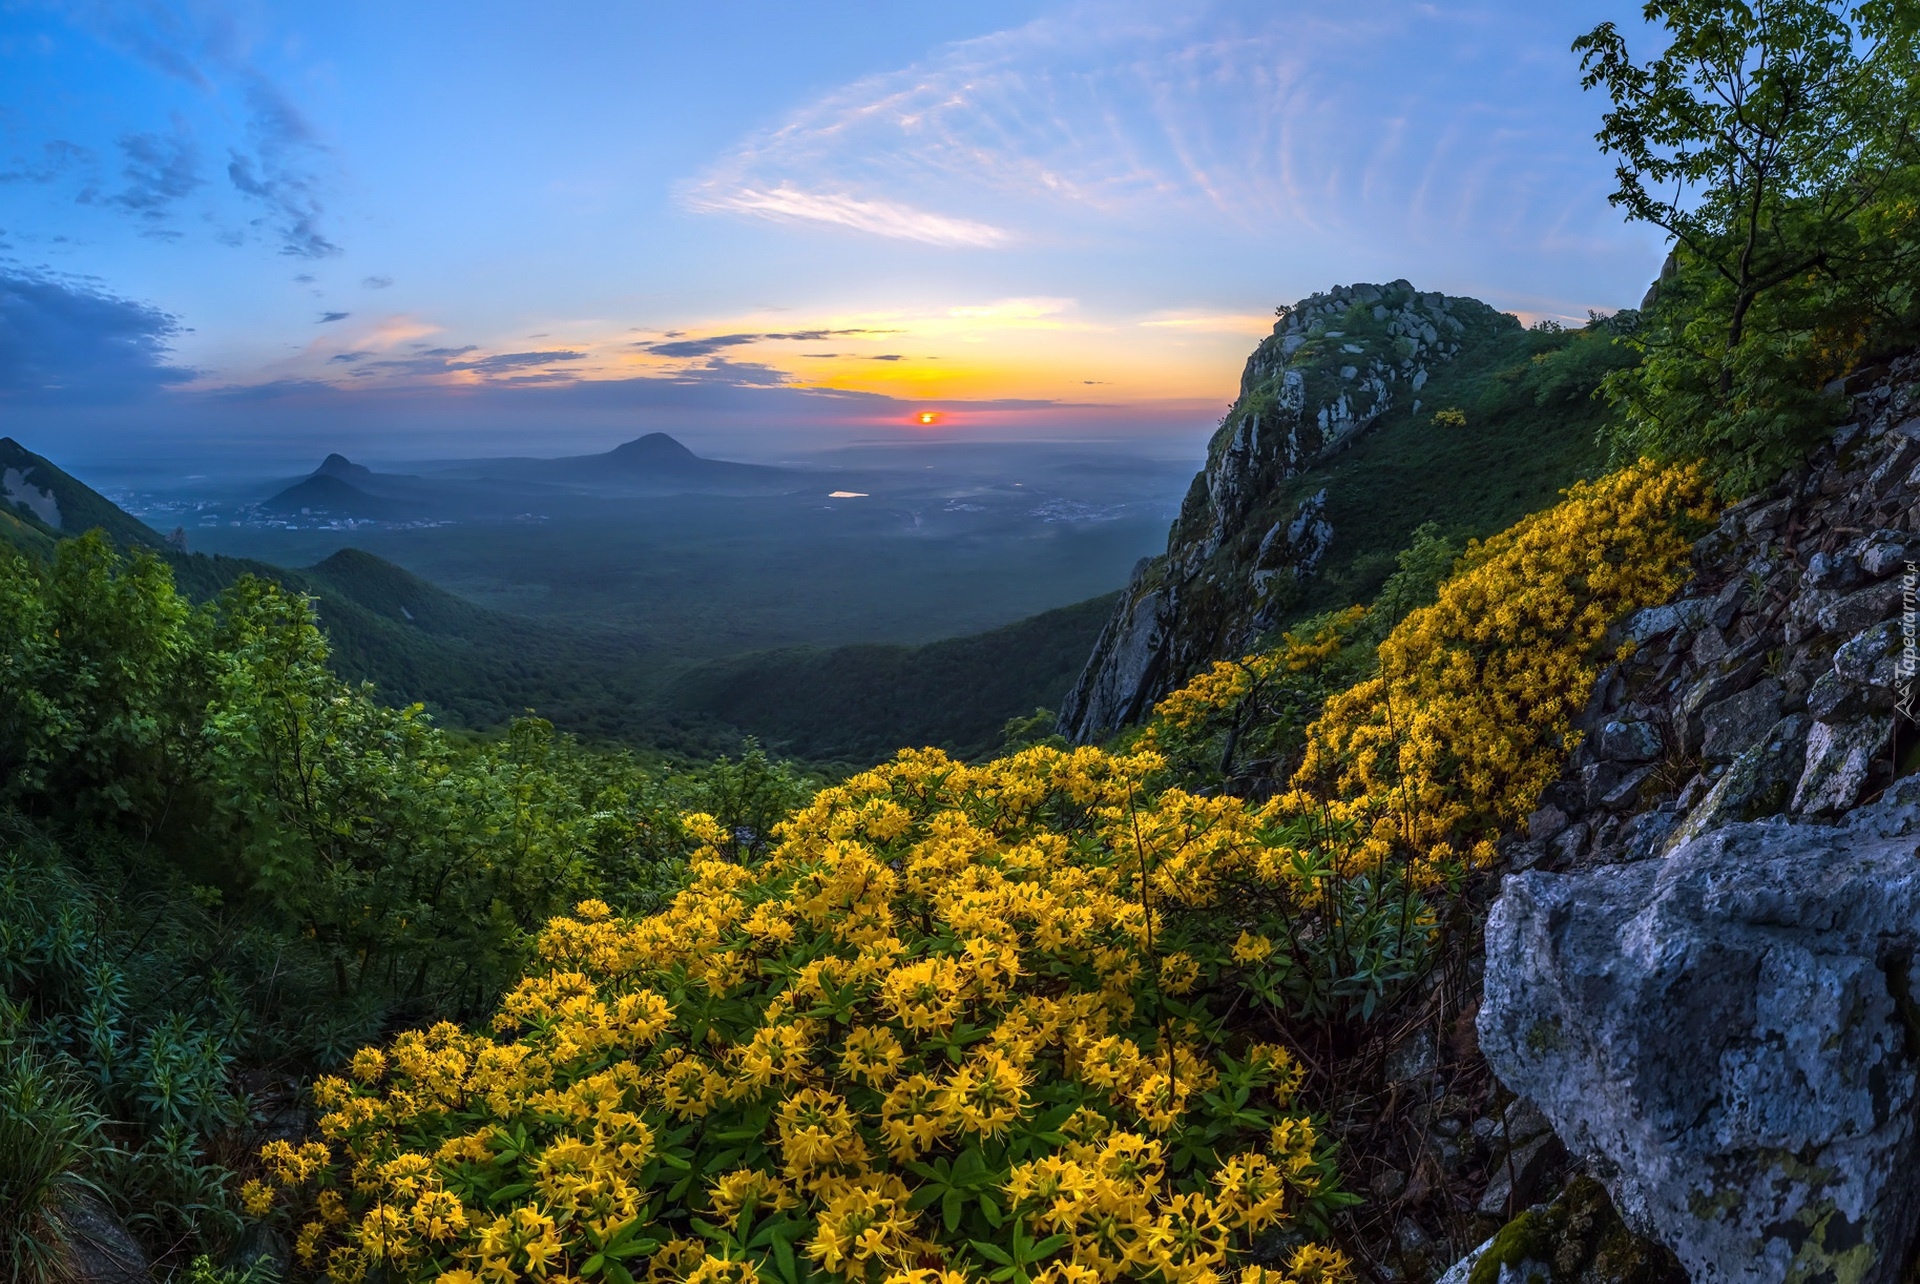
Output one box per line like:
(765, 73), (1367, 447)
(283, 300), (1281, 406)
(917, 411), (940, 425)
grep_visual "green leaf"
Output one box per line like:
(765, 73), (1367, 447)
(971, 1240), (1014, 1267)
(772, 1233), (800, 1284)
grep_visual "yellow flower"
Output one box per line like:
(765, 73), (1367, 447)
(1229, 932), (1274, 964)
(839, 1025), (905, 1087)
(805, 1174), (920, 1277)
(239, 1179), (274, 1217)
(1158, 952), (1201, 995)
(350, 1047), (387, 1084)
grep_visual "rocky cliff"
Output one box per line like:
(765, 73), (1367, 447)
(1060, 281), (1593, 741)
(1473, 355), (1920, 1281)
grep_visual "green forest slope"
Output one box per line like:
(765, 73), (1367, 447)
(0, 439), (1110, 763)
(663, 592), (1117, 764)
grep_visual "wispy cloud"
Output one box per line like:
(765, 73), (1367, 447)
(456, 349), (585, 374)
(685, 0), (1631, 267)
(672, 356), (792, 386)
(226, 75), (338, 258)
(688, 186), (1012, 248)
(104, 122), (202, 217)
(0, 140), (94, 185)
(36, 1), (343, 257)
(318, 310), (349, 323)
(362, 275), (393, 289)
(339, 344), (589, 382)
(635, 327), (892, 358)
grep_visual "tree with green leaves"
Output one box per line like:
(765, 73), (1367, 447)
(1577, 0), (1920, 489)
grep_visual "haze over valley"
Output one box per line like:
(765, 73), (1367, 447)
(101, 434), (1198, 655)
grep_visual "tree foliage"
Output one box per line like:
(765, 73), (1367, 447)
(1577, 0), (1920, 490)
(0, 534), (816, 1274)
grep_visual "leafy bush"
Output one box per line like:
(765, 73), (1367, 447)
(1141, 608), (1371, 792)
(1289, 461), (1713, 877)
(1112, 463), (1708, 1028)
(0, 535), (813, 1272)
(257, 747), (1360, 1283)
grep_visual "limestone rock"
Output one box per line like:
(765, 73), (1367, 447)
(1791, 715), (1891, 814)
(1596, 721), (1662, 763)
(1476, 1130), (1566, 1217)
(62, 1196), (152, 1284)
(1055, 581), (1169, 734)
(1060, 281), (1517, 740)
(1803, 549), (1861, 590)
(1833, 619), (1903, 689)
(1620, 599), (1709, 644)
(1480, 783), (1920, 1284)
(1856, 529), (1919, 578)
(1815, 578), (1900, 637)
(1664, 715), (1809, 849)
(1698, 678), (1781, 762)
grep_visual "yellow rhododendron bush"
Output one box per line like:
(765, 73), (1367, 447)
(1285, 460), (1713, 880)
(258, 745), (1356, 1284)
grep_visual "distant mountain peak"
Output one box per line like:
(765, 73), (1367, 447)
(608, 432), (697, 462)
(314, 453), (375, 482)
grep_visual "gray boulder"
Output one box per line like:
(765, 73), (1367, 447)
(1698, 678), (1782, 762)
(1480, 782), (1920, 1283)
(1792, 715), (1891, 815)
(62, 1196), (152, 1284)
(1598, 720), (1663, 763)
(1664, 715), (1810, 850)
(1855, 529), (1918, 578)
(1816, 579), (1901, 637)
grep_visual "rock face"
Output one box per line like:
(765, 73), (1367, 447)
(1060, 281), (1519, 739)
(1438, 1177), (1687, 1284)
(1482, 787), (1920, 1283)
(1482, 353), (1920, 1280)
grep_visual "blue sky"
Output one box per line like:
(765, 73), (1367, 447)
(0, 0), (1666, 466)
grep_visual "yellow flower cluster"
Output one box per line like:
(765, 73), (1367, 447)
(1284, 461), (1712, 878)
(263, 745), (1352, 1284)
(1148, 608), (1367, 735)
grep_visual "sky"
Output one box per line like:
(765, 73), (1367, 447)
(0, 0), (1669, 467)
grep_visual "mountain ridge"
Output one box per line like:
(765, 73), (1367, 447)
(1060, 280), (1621, 740)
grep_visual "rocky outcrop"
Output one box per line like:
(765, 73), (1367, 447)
(1481, 353), (1920, 1281)
(1060, 282), (1520, 740)
(1438, 1177), (1687, 1284)
(63, 1196), (153, 1283)
(1483, 785), (1920, 1284)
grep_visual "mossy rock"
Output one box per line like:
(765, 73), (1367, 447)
(1464, 1177), (1686, 1284)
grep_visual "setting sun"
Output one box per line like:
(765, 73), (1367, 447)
(917, 411), (940, 425)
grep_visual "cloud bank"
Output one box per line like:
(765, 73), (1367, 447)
(0, 270), (194, 400)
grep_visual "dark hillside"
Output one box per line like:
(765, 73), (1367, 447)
(666, 592), (1117, 763)
(260, 473), (408, 519)
(1, 436), (169, 552)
